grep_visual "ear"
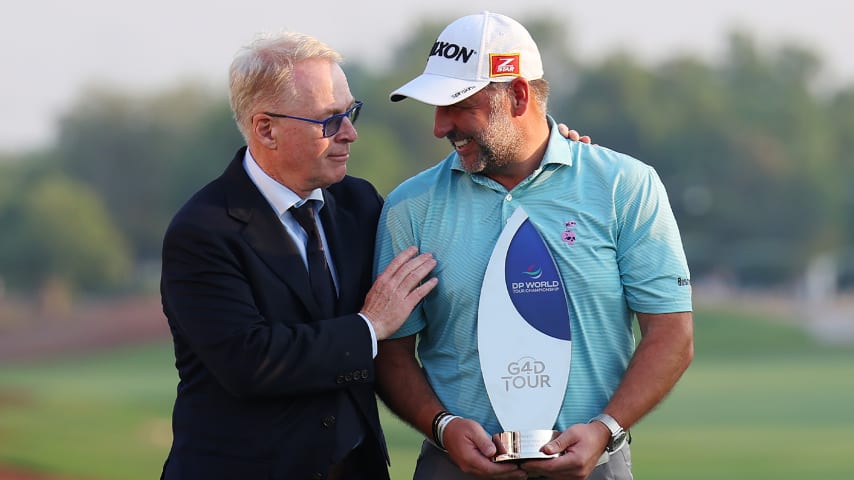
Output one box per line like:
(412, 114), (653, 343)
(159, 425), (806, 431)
(252, 114), (278, 149)
(508, 78), (530, 116)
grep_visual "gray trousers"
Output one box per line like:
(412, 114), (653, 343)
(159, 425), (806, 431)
(412, 440), (633, 480)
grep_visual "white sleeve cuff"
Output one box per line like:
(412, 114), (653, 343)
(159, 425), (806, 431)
(357, 313), (378, 358)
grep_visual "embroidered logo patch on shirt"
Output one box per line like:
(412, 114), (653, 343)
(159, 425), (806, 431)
(561, 220), (577, 245)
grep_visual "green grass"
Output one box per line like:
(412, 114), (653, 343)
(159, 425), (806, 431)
(631, 353), (854, 479)
(0, 343), (177, 479)
(1, 307), (853, 479)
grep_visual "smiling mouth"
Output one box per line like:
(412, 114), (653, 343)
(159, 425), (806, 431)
(452, 138), (472, 150)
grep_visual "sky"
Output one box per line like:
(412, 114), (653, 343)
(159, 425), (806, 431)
(3, 0), (852, 151)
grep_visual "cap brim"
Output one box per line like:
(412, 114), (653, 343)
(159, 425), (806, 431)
(389, 73), (489, 106)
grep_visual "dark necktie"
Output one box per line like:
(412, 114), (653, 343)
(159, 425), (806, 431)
(292, 201), (364, 457)
(290, 201), (336, 317)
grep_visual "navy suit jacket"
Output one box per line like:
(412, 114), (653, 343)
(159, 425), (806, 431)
(160, 147), (390, 479)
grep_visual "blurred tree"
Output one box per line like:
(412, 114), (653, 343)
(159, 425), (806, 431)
(53, 82), (239, 261)
(559, 53), (653, 156)
(166, 97), (244, 209)
(716, 32), (838, 282)
(554, 28), (848, 286)
(827, 85), (854, 263)
(0, 173), (132, 294)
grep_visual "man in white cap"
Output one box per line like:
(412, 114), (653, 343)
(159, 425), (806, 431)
(374, 11), (694, 480)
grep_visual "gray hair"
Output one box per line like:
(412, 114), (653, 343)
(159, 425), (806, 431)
(228, 32), (343, 141)
(485, 79), (550, 114)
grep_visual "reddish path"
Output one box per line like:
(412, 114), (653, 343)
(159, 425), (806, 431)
(0, 468), (79, 480)
(0, 295), (169, 362)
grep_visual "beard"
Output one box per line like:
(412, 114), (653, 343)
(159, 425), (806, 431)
(457, 93), (524, 175)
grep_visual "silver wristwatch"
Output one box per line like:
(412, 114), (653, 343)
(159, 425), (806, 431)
(588, 413), (628, 453)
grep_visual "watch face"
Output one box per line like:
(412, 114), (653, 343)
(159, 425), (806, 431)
(609, 431), (628, 452)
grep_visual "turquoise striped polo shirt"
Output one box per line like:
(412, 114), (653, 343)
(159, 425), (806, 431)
(374, 116), (692, 435)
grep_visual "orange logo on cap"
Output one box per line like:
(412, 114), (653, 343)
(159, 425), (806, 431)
(490, 54), (521, 77)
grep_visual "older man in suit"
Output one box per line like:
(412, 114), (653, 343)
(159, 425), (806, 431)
(160, 32), (438, 480)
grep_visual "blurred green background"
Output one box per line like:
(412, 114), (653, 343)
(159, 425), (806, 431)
(2, 9), (853, 480)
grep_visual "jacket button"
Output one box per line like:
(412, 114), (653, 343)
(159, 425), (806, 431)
(360, 369), (369, 379)
(312, 472), (323, 479)
(335, 375), (344, 384)
(322, 415), (336, 428)
(344, 373), (353, 382)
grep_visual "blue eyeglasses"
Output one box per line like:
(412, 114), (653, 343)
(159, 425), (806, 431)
(264, 101), (363, 138)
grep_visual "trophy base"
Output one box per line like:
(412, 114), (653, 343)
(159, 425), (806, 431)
(493, 430), (560, 462)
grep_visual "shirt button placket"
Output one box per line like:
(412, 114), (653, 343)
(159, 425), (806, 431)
(503, 193), (516, 222)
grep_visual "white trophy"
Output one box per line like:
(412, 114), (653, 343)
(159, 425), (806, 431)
(478, 207), (572, 461)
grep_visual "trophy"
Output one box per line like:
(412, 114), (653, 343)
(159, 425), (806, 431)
(478, 207), (572, 462)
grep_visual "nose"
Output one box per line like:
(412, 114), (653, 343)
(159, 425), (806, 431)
(433, 106), (452, 139)
(335, 117), (358, 142)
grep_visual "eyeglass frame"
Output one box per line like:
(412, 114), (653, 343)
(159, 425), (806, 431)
(263, 101), (363, 138)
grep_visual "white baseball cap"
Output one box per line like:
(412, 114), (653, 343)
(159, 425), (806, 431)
(390, 11), (544, 106)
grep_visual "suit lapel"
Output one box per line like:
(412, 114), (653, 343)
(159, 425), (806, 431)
(221, 149), (324, 319)
(320, 189), (360, 312)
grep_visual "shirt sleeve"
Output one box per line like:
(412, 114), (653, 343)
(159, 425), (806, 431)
(373, 196), (428, 338)
(615, 164), (693, 314)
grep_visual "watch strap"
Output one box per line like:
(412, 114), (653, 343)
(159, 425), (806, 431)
(588, 413), (627, 453)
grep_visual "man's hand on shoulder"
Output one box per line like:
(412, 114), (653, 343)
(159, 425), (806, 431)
(361, 246), (438, 339)
(558, 123), (592, 144)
